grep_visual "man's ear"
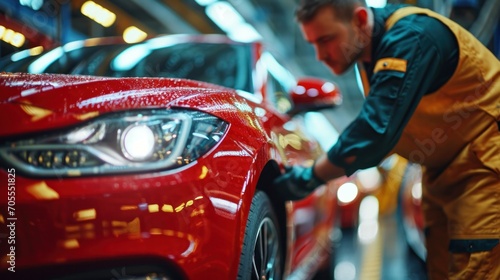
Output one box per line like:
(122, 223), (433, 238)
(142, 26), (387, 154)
(353, 6), (369, 28)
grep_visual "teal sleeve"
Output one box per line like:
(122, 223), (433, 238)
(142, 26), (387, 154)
(327, 15), (458, 176)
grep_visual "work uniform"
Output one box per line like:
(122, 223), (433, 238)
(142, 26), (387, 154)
(326, 4), (500, 279)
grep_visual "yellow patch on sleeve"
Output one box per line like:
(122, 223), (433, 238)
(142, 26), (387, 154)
(374, 58), (407, 73)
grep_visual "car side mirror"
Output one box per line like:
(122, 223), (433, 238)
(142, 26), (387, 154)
(289, 78), (342, 115)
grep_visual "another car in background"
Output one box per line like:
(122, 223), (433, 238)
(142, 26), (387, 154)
(0, 34), (345, 279)
(331, 153), (409, 229)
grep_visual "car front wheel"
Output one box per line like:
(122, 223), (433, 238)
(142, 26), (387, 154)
(237, 191), (282, 280)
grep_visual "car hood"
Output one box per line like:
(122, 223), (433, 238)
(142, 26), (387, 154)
(0, 73), (237, 137)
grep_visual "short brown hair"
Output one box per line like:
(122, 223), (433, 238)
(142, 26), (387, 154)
(295, 0), (367, 22)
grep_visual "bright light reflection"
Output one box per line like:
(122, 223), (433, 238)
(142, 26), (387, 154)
(10, 46), (43, 62)
(122, 125), (155, 160)
(356, 167), (381, 192)
(0, 25), (25, 48)
(358, 196), (379, 243)
(354, 64), (366, 97)
(3, 29), (14, 43)
(303, 111), (340, 150)
(366, 0), (387, 8)
(261, 52), (295, 87)
(148, 204), (159, 213)
(20, 0), (44, 10)
(306, 88), (319, 97)
(66, 125), (96, 143)
(205, 2), (262, 43)
(254, 107), (266, 117)
(213, 150), (250, 158)
(358, 220), (379, 243)
(81, 1), (116, 27)
(337, 182), (358, 204)
(28, 47), (60, 71)
(74, 208), (96, 221)
(209, 197), (237, 214)
(294, 85), (306, 95)
(412, 182), (422, 200)
(283, 121), (297, 131)
(199, 165), (208, 179)
(206, 2), (245, 31)
(321, 82), (336, 93)
(28, 40), (83, 73)
(61, 239), (80, 249)
(359, 195), (379, 221)
(195, 0), (217, 5)
(26, 181), (60, 200)
(111, 36), (179, 71)
(228, 22), (262, 42)
(162, 204), (174, 212)
(63, 40), (85, 52)
(334, 261), (356, 280)
(111, 44), (151, 71)
(11, 32), (25, 47)
(123, 26), (147, 43)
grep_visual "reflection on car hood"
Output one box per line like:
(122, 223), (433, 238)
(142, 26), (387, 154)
(0, 73), (236, 137)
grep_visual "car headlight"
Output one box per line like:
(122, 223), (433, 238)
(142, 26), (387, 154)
(0, 109), (228, 177)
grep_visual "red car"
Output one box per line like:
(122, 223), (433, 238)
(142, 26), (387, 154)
(399, 163), (426, 260)
(0, 35), (345, 279)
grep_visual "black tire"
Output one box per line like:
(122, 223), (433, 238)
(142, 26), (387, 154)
(237, 191), (282, 280)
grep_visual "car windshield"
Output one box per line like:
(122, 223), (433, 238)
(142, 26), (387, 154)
(0, 41), (253, 92)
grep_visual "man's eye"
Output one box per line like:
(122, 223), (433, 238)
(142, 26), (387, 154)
(319, 36), (334, 44)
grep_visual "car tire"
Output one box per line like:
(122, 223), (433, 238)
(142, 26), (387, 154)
(237, 191), (282, 280)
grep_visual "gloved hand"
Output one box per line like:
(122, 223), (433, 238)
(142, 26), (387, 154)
(273, 165), (325, 201)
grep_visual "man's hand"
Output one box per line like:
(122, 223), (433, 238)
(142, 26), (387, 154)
(273, 165), (326, 201)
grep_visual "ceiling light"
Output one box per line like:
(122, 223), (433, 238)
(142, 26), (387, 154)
(194, 0), (217, 6)
(81, 1), (116, 27)
(205, 2), (244, 32)
(0, 25), (26, 48)
(123, 26), (148, 43)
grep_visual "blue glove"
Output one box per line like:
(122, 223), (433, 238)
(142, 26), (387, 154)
(273, 165), (325, 201)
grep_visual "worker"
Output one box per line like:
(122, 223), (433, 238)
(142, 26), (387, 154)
(274, 0), (500, 279)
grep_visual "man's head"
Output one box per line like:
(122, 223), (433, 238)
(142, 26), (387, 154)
(296, 0), (372, 75)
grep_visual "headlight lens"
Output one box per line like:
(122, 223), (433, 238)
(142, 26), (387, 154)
(121, 124), (156, 160)
(0, 109), (228, 177)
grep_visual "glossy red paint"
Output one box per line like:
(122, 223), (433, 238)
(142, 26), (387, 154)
(0, 35), (344, 280)
(290, 78), (342, 113)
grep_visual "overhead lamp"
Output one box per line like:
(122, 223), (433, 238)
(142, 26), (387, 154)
(81, 1), (116, 27)
(10, 32), (26, 48)
(205, 2), (262, 43)
(194, 0), (217, 6)
(19, 0), (44, 11)
(0, 25), (26, 48)
(123, 26), (148, 43)
(205, 2), (245, 32)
